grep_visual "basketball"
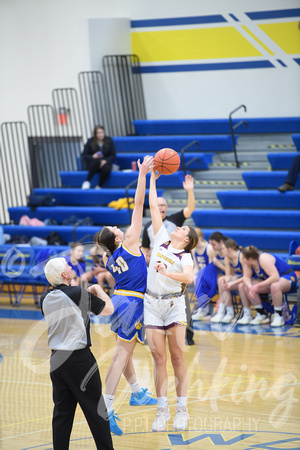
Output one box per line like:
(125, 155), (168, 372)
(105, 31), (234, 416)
(295, 246), (300, 255)
(154, 148), (180, 175)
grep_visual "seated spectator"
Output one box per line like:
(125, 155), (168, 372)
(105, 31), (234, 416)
(278, 154), (300, 192)
(209, 231), (228, 275)
(65, 242), (87, 286)
(81, 125), (116, 190)
(237, 246), (297, 327)
(191, 228), (214, 321)
(193, 232), (228, 320)
(211, 239), (243, 324)
(86, 242), (115, 293)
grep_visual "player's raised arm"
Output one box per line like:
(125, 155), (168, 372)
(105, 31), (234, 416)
(124, 155), (153, 248)
(149, 168), (163, 236)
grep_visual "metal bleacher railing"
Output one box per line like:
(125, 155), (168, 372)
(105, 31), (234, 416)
(78, 71), (111, 142)
(0, 55), (147, 224)
(0, 122), (32, 224)
(229, 104), (248, 168)
(102, 54), (147, 136)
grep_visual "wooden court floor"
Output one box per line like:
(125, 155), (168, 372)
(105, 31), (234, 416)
(0, 317), (300, 450)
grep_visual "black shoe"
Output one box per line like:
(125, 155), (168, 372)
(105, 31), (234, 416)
(186, 338), (195, 345)
(278, 183), (294, 193)
(294, 321), (300, 328)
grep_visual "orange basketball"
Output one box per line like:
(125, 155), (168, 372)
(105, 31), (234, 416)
(154, 148), (180, 175)
(295, 246), (300, 255)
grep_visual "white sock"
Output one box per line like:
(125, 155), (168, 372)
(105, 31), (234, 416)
(226, 306), (234, 315)
(219, 303), (226, 314)
(244, 307), (251, 317)
(129, 381), (142, 393)
(157, 396), (168, 408)
(177, 397), (187, 407)
(104, 394), (114, 412)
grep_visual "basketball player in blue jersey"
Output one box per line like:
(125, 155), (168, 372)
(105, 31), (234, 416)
(191, 228), (214, 320)
(211, 239), (244, 324)
(95, 155), (157, 436)
(237, 246), (297, 327)
(145, 168), (198, 433)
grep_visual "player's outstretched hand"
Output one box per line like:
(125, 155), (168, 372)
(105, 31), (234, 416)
(183, 174), (194, 191)
(137, 155), (154, 176)
(151, 166), (161, 180)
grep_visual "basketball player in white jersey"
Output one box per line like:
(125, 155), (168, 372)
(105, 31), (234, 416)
(144, 168), (198, 432)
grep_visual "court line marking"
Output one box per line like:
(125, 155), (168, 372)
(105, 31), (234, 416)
(20, 429), (300, 450)
(1, 380), (299, 441)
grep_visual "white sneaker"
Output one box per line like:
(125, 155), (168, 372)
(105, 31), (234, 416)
(192, 309), (205, 321)
(192, 308), (210, 321)
(173, 406), (189, 431)
(211, 312), (224, 323)
(250, 313), (270, 325)
(221, 313), (234, 324)
(237, 315), (252, 325)
(82, 181), (91, 190)
(271, 313), (284, 327)
(152, 407), (171, 432)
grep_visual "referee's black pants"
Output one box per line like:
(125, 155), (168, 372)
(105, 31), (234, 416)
(50, 347), (114, 450)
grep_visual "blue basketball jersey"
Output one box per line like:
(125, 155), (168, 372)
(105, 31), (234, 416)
(195, 244), (209, 269)
(252, 253), (293, 280)
(230, 250), (243, 275)
(65, 255), (86, 278)
(106, 244), (147, 294)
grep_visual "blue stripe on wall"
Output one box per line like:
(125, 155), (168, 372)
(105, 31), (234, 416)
(140, 60), (275, 74)
(294, 58), (300, 65)
(246, 8), (300, 20)
(131, 15), (227, 28)
(277, 59), (287, 67)
(229, 13), (239, 22)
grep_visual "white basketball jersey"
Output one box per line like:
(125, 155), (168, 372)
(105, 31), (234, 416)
(147, 225), (193, 295)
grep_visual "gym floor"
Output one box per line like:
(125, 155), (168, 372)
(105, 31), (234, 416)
(0, 311), (299, 450)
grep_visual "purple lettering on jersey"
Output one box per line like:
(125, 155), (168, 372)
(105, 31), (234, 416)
(159, 240), (187, 261)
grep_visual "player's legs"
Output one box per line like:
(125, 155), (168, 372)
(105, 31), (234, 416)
(105, 338), (137, 398)
(167, 324), (189, 431)
(239, 279), (270, 325)
(270, 277), (291, 307)
(167, 325), (187, 397)
(146, 327), (171, 432)
(146, 328), (168, 397)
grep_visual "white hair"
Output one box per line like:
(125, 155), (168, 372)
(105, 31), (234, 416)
(44, 257), (67, 286)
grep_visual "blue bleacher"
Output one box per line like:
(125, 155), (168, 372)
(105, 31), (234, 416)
(133, 118), (300, 135)
(115, 152), (213, 170)
(292, 134), (300, 150)
(192, 210), (300, 229)
(2, 225), (100, 243)
(33, 188), (164, 206)
(113, 135), (236, 152)
(61, 170), (186, 189)
(217, 190), (300, 209)
(242, 171), (300, 189)
(78, 153), (213, 171)
(8, 207), (131, 226)
(268, 152), (299, 170)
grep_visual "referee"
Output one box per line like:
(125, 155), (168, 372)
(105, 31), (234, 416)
(41, 257), (114, 449)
